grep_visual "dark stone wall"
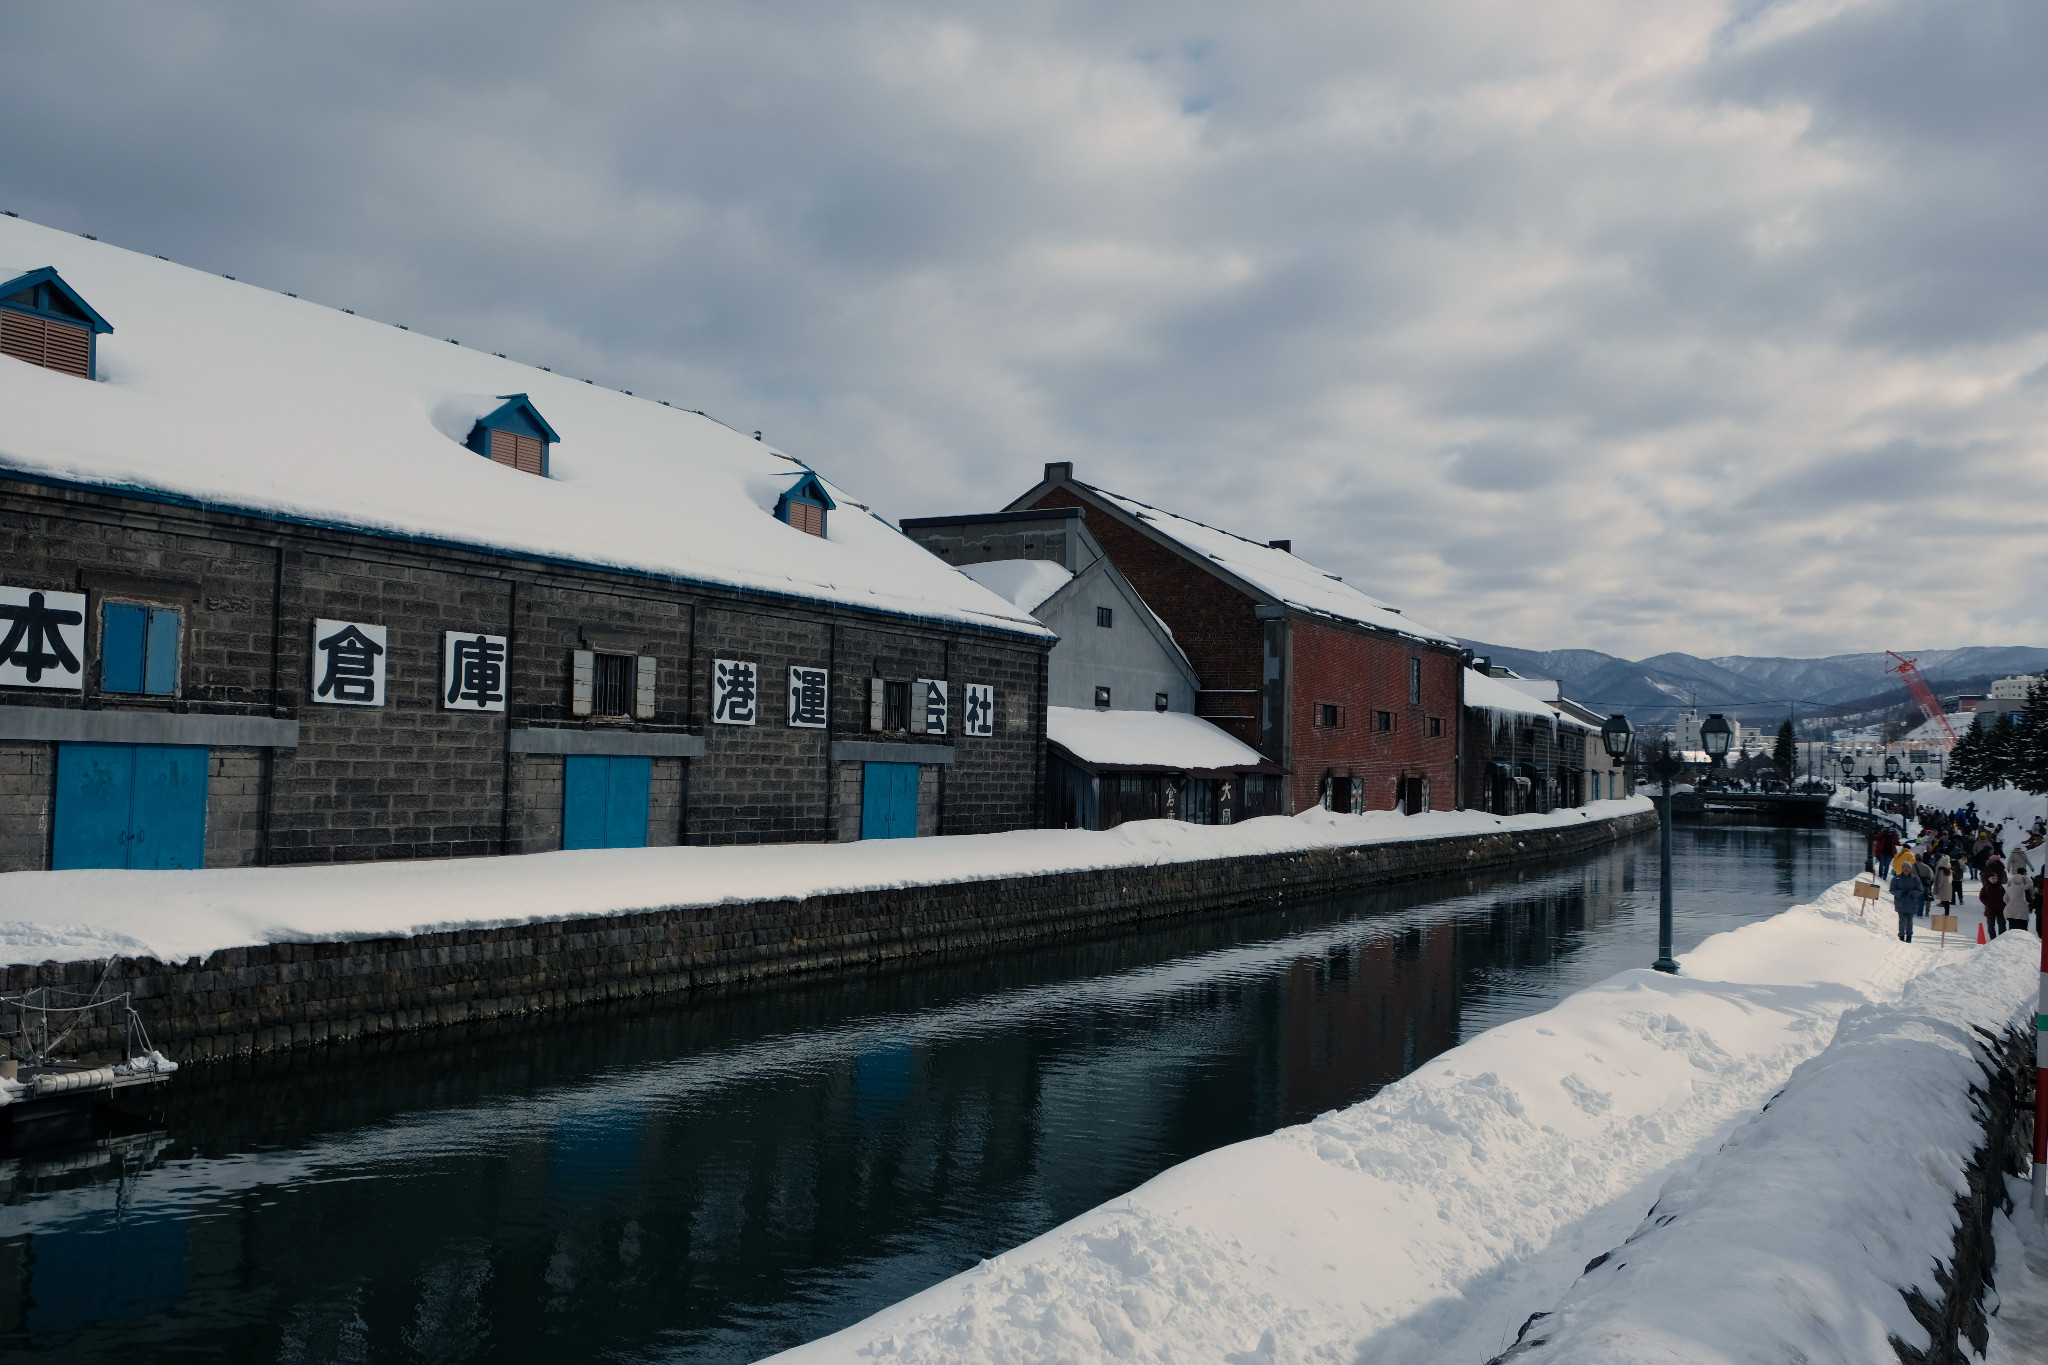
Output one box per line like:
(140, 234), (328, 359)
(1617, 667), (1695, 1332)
(0, 476), (1049, 868)
(21, 809), (1655, 1065)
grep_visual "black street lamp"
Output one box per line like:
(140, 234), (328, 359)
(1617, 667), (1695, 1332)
(1627, 714), (1691, 975)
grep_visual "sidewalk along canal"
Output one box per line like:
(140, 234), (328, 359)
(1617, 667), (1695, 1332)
(0, 799), (1655, 1063)
(767, 877), (2018, 1365)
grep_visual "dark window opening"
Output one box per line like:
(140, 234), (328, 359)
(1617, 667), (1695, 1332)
(1429, 716), (1443, 738)
(592, 653), (633, 716)
(101, 603), (179, 696)
(1317, 703), (1343, 727)
(1154, 692), (1169, 712)
(884, 679), (909, 730)
(1376, 710), (1394, 732)
(1409, 658), (1422, 705)
(1094, 686), (1112, 709)
(1096, 606), (1113, 628)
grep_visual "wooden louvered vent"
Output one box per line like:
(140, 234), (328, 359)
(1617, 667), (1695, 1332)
(787, 500), (824, 536)
(490, 429), (545, 475)
(0, 311), (91, 378)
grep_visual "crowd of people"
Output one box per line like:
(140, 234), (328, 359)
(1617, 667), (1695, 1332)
(1873, 803), (2045, 944)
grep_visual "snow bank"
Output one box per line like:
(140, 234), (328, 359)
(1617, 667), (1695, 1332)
(1045, 706), (1265, 770)
(1504, 931), (2037, 1364)
(765, 879), (1940, 1365)
(0, 799), (1650, 967)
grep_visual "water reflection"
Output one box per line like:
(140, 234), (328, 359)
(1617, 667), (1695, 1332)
(0, 825), (1862, 1364)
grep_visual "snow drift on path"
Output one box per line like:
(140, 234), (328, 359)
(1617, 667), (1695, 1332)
(0, 799), (1649, 967)
(765, 880), (1945, 1365)
(1503, 930), (2037, 1364)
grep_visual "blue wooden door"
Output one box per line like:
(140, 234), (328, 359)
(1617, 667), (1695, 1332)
(53, 743), (208, 870)
(563, 755), (652, 850)
(861, 762), (918, 839)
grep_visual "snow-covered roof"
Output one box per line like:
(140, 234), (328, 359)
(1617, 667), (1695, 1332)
(959, 559), (1073, 614)
(1078, 484), (1458, 646)
(0, 217), (1048, 639)
(1046, 706), (1266, 771)
(1465, 668), (1594, 730)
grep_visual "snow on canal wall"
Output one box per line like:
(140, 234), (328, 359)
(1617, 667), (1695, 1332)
(768, 880), (2035, 1365)
(0, 800), (1653, 1064)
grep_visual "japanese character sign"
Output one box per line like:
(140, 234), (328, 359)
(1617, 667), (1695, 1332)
(443, 632), (508, 712)
(963, 683), (995, 737)
(311, 619), (388, 707)
(919, 679), (948, 735)
(0, 587), (85, 691)
(788, 666), (828, 728)
(713, 658), (758, 725)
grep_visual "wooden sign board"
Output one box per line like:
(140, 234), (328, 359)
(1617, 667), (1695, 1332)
(1930, 914), (1958, 934)
(1852, 881), (1881, 900)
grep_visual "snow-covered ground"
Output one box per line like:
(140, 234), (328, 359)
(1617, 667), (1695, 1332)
(766, 880), (2037, 1365)
(0, 798), (1649, 967)
(1503, 929), (2038, 1363)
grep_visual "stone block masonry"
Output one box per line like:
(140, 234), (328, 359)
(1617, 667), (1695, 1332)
(24, 809), (1654, 1066)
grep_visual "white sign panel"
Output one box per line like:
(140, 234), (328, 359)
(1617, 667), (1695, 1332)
(713, 658), (759, 725)
(963, 683), (995, 737)
(0, 586), (86, 691)
(919, 678), (948, 735)
(788, 666), (828, 728)
(311, 619), (388, 707)
(442, 631), (508, 712)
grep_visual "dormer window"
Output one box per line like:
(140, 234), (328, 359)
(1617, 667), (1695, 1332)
(464, 394), (560, 478)
(775, 471), (836, 538)
(0, 267), (112, 380)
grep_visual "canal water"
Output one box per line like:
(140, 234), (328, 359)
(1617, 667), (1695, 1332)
(0, 825), (1863, 1364)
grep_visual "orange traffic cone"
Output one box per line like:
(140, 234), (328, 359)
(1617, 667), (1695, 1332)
(1977, 922), (1987, 945)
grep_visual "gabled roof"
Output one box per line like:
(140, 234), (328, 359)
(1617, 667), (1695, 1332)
(0, 266), (114, 333)
(1047, 706), (1267, 773)
(779, 469), (837, 509)
(472, 393), (560, 443)
(0, 215), (1047, 639)
(1010, 475), (1458, 647)
(1465, 667), (1596, 731)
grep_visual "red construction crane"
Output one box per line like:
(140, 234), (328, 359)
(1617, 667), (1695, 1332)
(1885, 651), (1959, 744)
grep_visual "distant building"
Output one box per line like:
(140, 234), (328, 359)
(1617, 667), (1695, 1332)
(973, 464), (1465, 817)
(901, 507), (1272, 828)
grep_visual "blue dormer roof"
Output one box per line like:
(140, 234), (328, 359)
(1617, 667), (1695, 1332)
(470, 393), (560, 443)
(780, 470), (836, 509)
(0, 267), (114, 334)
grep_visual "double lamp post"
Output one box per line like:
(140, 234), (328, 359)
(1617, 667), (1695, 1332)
(1598, 711), (1733, 974)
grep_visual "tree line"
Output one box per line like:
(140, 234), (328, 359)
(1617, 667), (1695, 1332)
(1942, 683), (2048, 791)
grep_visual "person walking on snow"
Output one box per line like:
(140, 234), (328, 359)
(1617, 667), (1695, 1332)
(1981, 854), (2008, 939)
(1933, 854), (1955, 911)
(1892, 858), (1927, 942)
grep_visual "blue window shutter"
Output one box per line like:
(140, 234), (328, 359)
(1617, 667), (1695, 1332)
(101, 604), (147, 694)
(144, 609), (180, 695)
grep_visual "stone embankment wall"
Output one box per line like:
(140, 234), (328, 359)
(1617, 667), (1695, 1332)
(20, 809), (1655, 1065)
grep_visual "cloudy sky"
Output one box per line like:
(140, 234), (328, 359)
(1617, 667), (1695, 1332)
(5, 1), (2044, 660)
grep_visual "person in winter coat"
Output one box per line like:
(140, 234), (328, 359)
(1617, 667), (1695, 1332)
(1972, 832), (1993, 881)
(2002, 871), (2029, 939)
(1933, 855), (1955, 910)
(1981, 856), (2008, 938)
(1893, 862), (1927, 941)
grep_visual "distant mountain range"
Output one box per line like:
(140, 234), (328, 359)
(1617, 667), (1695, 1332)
(1459, 642), (2048, 719)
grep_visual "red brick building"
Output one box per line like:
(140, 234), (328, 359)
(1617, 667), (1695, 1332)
(1005, 465), (1464, 815)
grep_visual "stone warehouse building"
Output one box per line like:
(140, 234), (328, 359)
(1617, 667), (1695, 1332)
(908, 466), (1466, 817)
(1458, 666), (1597, 814)
(0, 218), (1051, 871)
